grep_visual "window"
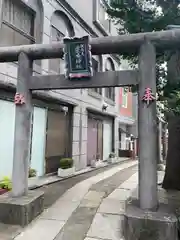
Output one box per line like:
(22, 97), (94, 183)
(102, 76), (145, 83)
(49, 26), (65, 74)
(104, 58), (115, 101)
(93, 88), (102, 95)
(91, 58), (102, 95)
(122, 87), (129, 108)
(98, 0), (111, 32)
(105, 87), (115, 101)
(99, 0), (106, 22)
(1, 0), (35, 46)
(49, 11), (74, 74)
(99, 0), (110, 20)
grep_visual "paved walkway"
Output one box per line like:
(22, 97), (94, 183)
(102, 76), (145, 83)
(29, 158), (130, 190)
(38, 159), (133, 209)
(14, 161), (138, 240)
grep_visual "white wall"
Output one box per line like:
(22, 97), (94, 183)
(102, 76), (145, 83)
(30, 107), (47, 177)
(0, 100), (15, 179)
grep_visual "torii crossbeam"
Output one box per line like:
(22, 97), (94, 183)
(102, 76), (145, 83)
(2, 29), (180, 213)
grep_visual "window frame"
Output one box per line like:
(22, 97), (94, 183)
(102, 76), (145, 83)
(49, 25), (66, 74)
(90, 58), (102, 96)
(105, 86), (115, 101)
(93, 0), (111, 35)
(1, 0), (36, 46)
(98, 0), (111, 32)
(99, 0), (110, 20)
(51, 25), (65, 43)
(104, 67), (115, 102)
(49, 12), (74, 74)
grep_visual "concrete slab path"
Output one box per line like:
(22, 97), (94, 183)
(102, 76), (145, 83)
(28, 158), (130, 190)
(0, 159), (135, 240)
(13, 160), (138, 240)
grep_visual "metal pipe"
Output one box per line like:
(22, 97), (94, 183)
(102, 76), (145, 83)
(0, 29), (180, 62)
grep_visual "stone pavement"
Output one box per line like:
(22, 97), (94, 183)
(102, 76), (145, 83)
(38, 158), (134, 210)
(85, 172), (138, 240)
(0, 159), (134, 240)
(28, 158), (130, 190)
(13, 160), (138, 240)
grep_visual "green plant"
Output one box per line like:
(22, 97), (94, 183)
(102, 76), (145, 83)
(0, 177), (12, 191)
(59, 158), (73, 169)
(29, 168), (37, 178)
(109, 152), (116, 158)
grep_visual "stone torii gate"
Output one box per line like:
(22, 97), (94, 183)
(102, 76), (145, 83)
(0, 29), (180, 233)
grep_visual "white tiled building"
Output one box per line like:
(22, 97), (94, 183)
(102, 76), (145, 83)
(0, 0), (134, 178)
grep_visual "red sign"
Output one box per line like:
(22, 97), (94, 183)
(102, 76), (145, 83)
(142, 87), (155, 106)
(14, 93), (25, 105)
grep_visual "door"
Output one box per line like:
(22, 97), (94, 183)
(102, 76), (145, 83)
(87, 117), (98, 166)
(103, 120), (112, 160)
(30, 107), (47, 177)
(0, 100), (15, 179)
(45, 110), (70, 174)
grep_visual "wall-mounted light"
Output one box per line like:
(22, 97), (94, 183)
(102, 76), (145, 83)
(102, 101), (108, 111)
(61, 106), (68, 115)
(130, 134), (134, 141)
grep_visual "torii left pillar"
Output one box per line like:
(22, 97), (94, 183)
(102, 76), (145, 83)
(0, 53), (44, 227)
(12, 52), (33, 197)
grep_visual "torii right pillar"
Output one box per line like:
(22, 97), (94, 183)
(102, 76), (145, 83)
(138, 39), (158, 210)
(123, 39), (178, 240)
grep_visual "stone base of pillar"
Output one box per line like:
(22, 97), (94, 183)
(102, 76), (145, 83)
(0, 190), (44, 227)
(123, 200), (178, 240)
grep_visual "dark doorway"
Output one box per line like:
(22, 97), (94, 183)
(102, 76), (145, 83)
(45, 109), (71, 174)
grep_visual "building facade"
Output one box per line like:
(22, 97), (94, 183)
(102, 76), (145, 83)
(116, 59), (136, 157)
(0, 0), (134, 179)
(118, 87), (135, 156)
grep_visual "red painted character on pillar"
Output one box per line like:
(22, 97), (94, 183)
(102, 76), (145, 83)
(142, 87), (156, 106)
(14, 93), (25, 105)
